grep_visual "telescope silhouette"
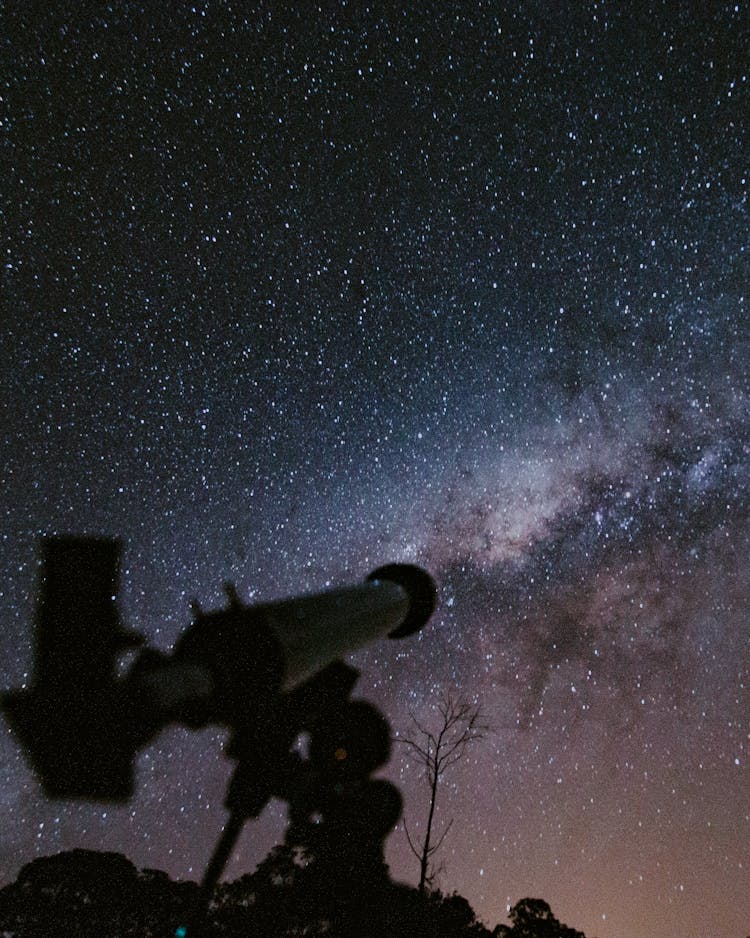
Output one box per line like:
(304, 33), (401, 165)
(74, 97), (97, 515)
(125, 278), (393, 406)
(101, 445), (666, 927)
(3, 537), (436, 800)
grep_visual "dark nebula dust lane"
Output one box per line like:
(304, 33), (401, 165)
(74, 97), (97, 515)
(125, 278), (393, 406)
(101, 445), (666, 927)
(2, 2), (749, 937)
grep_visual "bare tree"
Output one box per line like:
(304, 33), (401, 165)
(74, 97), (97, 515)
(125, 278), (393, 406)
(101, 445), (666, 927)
(397, 695), (485, 893)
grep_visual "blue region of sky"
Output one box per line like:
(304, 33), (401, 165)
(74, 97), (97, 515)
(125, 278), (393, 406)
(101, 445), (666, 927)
(1, 2), (749, 936)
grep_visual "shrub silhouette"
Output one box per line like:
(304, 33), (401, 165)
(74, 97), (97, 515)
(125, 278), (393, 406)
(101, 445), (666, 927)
(0, 849), (590, 937)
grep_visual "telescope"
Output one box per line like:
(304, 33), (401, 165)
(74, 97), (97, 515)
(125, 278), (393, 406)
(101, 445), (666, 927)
(3, 536), (436, 800)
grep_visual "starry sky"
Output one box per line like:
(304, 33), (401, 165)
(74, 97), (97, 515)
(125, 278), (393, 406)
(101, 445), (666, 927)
(1, 2), (749, 936)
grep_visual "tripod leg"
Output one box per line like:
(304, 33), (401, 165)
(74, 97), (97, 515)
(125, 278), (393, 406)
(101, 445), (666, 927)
(172, 811), (245, 937)
(200, 811), (245, 896)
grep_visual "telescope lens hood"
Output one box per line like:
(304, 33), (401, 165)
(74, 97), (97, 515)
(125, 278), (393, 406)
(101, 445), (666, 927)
(367, 564), (437, 638)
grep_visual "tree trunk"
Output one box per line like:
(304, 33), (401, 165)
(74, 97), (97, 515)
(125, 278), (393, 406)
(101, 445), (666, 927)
(419, 770), (440, 893)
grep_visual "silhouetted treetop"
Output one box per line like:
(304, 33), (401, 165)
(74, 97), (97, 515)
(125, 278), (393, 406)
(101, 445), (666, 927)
(0, 849), (591, 937)
(0, 849), (198, 937)
(494, 897), (586, 938)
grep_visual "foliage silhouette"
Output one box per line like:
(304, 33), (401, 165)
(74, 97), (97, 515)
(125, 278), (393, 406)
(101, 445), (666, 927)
(0, 849), (198, 937)
(0, 847), (500, 937)
(493, 897), (586, 938)
(0, 849), (592, 937)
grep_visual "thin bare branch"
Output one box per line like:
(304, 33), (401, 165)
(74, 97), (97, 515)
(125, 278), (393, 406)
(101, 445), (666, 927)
(430, 818), (454, 854)
(409, 711), (437, 742)
(395, 736), (433, 764)
(402, 819), (422, 861)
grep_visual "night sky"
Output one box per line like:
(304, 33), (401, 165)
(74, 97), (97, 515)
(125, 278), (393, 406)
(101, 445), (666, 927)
(2, 2), (749, 936)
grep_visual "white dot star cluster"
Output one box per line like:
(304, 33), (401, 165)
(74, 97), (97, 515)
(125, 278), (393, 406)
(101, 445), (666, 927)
(1, 3), (748, 937)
